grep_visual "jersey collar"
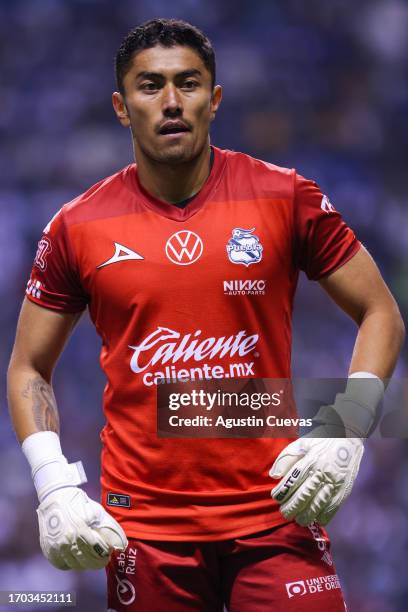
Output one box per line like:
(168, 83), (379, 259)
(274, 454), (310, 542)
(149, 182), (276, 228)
(129, 146), (226, 222)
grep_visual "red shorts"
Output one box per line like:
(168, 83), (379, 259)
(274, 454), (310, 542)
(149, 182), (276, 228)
(106, 521), (346, 611)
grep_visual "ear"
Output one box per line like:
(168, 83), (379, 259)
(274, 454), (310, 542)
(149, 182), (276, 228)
(112, 91), (130, 127)
(209, 85), (222, 122)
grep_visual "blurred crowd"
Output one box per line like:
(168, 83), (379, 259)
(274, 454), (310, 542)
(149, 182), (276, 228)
(0, 0), (407, 610)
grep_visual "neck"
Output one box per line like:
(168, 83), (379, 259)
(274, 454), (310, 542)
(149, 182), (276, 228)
(135, 143), (212, 204)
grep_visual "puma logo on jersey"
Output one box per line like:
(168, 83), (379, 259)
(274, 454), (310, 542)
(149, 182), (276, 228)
(97, 242), (144, 268)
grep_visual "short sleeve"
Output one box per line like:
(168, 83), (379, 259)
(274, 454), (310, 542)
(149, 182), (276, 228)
(294, 173), (361, 280)
(25, 208), (88, 313)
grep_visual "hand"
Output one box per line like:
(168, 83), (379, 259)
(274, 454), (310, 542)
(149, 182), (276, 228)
(269, 434), (364, 526)
(37, 487), (128, 570)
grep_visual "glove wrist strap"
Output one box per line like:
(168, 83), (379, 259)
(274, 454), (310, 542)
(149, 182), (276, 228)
(313, 373), (384, 438)
(22, 431), (87, 503)
(34, 459), (87, 502)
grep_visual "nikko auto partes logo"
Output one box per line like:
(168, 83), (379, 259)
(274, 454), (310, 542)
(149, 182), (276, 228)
(223, 279), (266, 296)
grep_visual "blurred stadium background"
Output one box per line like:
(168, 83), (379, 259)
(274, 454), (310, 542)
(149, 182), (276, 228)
(0, 0), (407, 610)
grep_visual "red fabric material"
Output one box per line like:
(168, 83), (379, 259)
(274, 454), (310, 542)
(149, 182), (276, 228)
(106, 522), (346, 611)
(26, 208), (88, 312)
(294, 174), (359, 280)
(25, 147), (360, 540)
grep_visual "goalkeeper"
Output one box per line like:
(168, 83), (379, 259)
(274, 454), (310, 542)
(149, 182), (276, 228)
(7, 17), (405, 612)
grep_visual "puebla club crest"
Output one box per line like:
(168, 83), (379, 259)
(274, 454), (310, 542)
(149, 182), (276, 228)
(226, 227), (263, 267)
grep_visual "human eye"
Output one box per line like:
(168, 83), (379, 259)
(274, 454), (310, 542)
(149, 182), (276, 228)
(182, 79), (199, 90)
(140, 82), (159, 93)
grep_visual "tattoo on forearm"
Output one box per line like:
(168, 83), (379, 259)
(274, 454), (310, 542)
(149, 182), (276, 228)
(21, 377), (60, 434)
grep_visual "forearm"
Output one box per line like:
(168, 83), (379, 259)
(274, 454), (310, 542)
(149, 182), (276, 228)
(349, 306), (405, 380)
(7, 364), (60, 444)
(8, 369), (127, 571)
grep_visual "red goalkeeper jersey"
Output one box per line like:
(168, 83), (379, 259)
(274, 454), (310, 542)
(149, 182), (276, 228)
(26, 146), (360, 540)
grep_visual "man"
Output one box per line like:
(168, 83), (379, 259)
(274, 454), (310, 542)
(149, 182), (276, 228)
(7, 18), (404, 611)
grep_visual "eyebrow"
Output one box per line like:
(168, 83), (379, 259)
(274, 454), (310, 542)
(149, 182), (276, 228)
(135, 69), (202, 81)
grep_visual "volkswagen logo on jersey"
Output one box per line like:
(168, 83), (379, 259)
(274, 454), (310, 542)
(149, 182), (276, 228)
(165, 230), (203, 265)
(226, 228), (263, 266)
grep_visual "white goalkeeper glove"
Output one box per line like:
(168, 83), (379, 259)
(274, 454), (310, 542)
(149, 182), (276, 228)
(269, 435), (364, 526)
(269, 373), (384, 526)
(22, 431), (128, 570)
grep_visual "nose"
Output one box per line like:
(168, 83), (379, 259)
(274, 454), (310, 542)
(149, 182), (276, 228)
(161, 84), (182, 117)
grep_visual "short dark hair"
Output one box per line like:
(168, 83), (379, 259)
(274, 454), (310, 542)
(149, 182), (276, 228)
(115, 18), (216, 94)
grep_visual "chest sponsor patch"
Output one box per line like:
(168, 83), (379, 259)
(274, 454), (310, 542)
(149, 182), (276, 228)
(129, 326), (259, 386)
(223, 279), (266, 295)
(165, 230), (203, 266)
(226, 228), (263, 266)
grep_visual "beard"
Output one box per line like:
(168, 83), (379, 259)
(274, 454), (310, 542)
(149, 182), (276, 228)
(151, 143), (195, 164)
(131, 122), (209, 167)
